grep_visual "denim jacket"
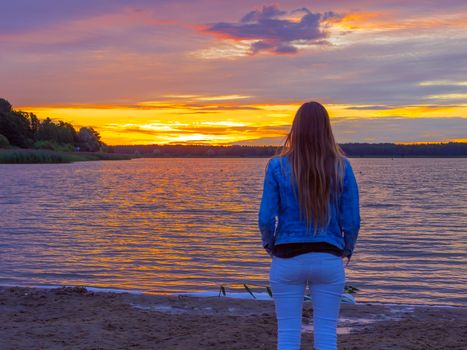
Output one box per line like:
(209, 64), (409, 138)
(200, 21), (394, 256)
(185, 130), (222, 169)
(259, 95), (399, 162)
(258, 155), (360, 258)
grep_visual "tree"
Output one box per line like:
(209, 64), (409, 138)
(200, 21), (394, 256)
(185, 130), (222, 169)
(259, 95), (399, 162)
(18, 111), (41, 137)
(57, 121), (77, 144)
(36, 117), (57, 142)
(77, 127), (104, 152)
(0, 133), (10, 148)
(0, 98), (12, 113)
(35, 118), (77, 145)
(0, 110), (34, 148)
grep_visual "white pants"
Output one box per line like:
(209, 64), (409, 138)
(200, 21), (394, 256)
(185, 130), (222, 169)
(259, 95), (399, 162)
(269, 252), (345, 350)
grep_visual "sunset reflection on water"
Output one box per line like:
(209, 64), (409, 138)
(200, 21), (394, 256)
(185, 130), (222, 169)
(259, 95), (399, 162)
(0, 158), (466, 306)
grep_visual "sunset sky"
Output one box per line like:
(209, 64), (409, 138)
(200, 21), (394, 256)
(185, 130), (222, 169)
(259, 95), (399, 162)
(1, 0), (466, 145)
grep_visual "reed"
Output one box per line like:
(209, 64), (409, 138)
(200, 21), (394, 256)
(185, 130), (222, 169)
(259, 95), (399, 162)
(0, 149), (131, 164)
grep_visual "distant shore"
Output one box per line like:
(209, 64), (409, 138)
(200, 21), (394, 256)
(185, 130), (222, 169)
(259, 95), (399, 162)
(0, 149), (131, 164)
(110, 142), (467, 158)
(2, 143), (467, 164)
(1, 286), (466, 349)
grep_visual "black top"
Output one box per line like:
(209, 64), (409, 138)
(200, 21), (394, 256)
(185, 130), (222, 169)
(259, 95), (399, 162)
(273, 242), (343, 258)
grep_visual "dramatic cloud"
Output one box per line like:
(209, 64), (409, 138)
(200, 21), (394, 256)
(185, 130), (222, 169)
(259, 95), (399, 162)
(204, 5), (341, 55)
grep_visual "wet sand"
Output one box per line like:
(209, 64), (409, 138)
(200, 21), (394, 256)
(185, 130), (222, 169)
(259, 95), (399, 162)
(1, 286), (466, 349)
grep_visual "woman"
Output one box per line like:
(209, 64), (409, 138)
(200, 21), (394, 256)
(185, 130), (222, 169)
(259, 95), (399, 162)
(258, 101), (360, 350)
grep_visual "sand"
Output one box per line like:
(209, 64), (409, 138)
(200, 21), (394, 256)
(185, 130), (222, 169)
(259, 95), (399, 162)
(1, 286), (466, 349)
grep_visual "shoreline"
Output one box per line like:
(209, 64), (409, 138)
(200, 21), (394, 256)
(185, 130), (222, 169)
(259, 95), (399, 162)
(1, 149), (466, 164)
(126, 155), (467, 159)
(1, 286), (466, 349)
(2, 283), (465, 309)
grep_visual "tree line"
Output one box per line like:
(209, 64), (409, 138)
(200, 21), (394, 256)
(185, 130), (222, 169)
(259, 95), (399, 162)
(111, 142), (467, 158)
(0, 98), (105, 152)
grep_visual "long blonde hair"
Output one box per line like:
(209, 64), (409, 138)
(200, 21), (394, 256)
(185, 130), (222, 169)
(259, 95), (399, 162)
(279, 101), (345, 234)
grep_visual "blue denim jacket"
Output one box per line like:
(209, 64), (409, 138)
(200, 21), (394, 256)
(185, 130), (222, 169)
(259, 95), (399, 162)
(258, 155), (360, 258)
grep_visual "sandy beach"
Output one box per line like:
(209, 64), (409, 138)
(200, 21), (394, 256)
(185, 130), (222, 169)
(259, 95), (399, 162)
(1, 286), (466, 349)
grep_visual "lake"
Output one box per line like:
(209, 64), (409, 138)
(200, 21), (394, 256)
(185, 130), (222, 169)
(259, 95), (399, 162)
(0, 158), (466, 307)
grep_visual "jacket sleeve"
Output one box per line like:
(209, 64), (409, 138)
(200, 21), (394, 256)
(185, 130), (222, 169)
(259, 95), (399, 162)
(258, 159), (280, 250)
(339, 159), (361, 259)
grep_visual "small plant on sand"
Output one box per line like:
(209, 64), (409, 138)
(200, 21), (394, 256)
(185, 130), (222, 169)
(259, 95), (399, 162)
(344, 285), (359, 295)
(218, 283), (359, 303)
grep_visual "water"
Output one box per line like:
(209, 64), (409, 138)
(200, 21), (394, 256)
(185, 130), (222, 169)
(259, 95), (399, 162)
(0, 158), (466, 307)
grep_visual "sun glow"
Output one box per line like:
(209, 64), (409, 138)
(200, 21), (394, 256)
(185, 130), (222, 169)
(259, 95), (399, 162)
(18, 101), (467, 145)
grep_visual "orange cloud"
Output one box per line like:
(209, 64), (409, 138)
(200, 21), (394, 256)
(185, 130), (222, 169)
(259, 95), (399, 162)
(336, 10), (467, 32)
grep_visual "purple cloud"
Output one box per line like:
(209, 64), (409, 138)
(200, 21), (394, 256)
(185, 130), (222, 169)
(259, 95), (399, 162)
(205, 5), (341, 55)
(241, 5), (286, 23)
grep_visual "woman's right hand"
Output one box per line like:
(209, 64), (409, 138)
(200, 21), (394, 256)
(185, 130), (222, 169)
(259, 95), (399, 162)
(342, 250), (352, 267)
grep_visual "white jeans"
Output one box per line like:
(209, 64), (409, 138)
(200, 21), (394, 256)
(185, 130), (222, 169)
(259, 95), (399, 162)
(269, 252), (345, 350)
